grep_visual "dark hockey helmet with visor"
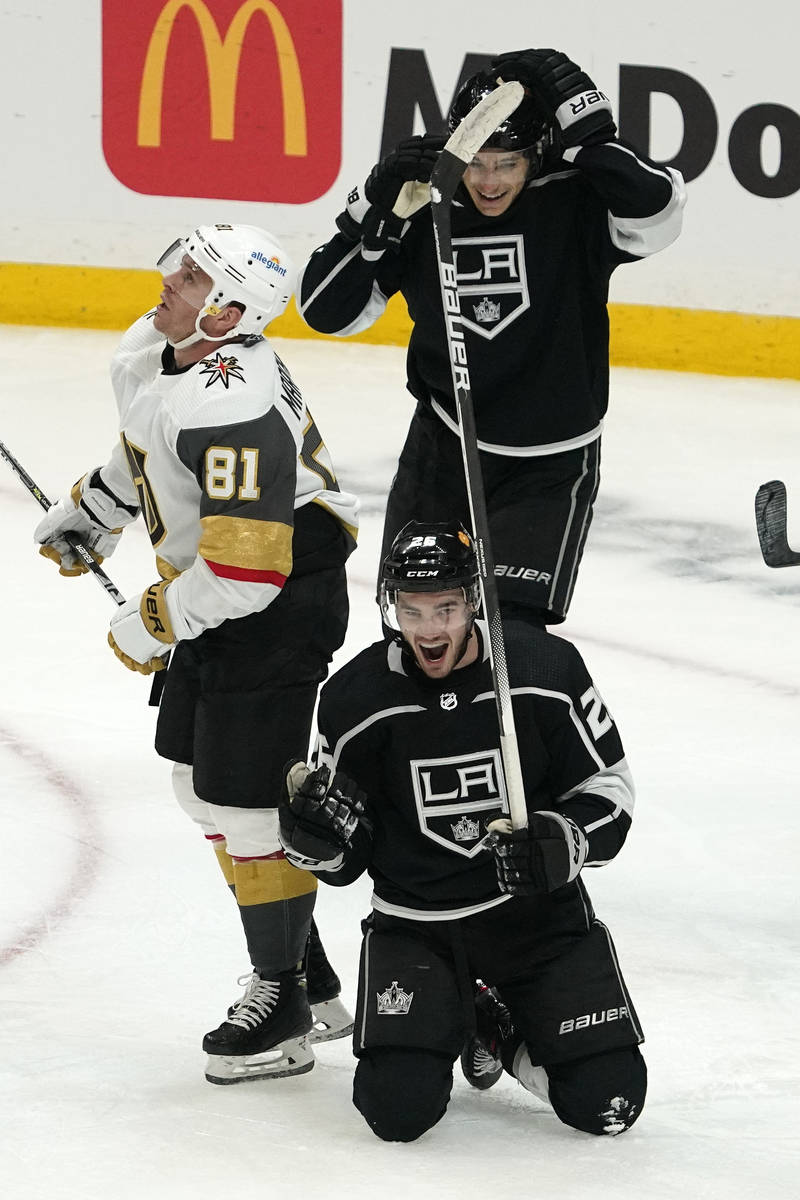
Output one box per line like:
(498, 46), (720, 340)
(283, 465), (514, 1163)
(448, 67), (553, 170)
(380, 521), (482, 633)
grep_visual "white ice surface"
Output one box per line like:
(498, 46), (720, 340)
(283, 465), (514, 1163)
(1, 326), (799, 1199)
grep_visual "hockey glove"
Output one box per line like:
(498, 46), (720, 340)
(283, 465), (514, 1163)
(492, 49), (616, 148)
(365, 134), (446, 218)
(489, 812), (588, 895)
(279, 760), (366, 871)
(34, 469), (136, 576)
(337, 134), (446, 255)
(108, 581), (174, 675)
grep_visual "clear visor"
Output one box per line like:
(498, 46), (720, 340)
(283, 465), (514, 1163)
(156, 240), (214, 311)
(465, 147), (532, 177)
(380, 584), (480, 637)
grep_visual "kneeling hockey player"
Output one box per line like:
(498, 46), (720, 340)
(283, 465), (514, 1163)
(278, 520), (646, 1140)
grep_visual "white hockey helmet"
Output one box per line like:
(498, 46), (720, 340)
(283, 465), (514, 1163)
(156, 223), (296, 344)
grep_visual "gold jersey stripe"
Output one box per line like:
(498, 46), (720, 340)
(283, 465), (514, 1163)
(199, 515), (293, 574)
(232, 857), (318, 906)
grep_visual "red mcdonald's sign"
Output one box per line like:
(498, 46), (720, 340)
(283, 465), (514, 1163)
(102, 0), (342, 203)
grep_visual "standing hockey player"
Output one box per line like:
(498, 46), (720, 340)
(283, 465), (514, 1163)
(34, 224), (359, 1083)
(278, 521), (646, 1141)
(298, 48), (685, 626)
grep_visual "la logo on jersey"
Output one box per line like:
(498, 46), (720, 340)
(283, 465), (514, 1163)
(409, 748), (509, 857)
(453, 234), (529, 340)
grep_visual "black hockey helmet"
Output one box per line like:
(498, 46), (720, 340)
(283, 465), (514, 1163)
(448, 68), (553, 167)
(380, 520), (481, 612)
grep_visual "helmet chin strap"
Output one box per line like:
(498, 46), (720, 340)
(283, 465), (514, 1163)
(168, 308), (239, 351)
(452, 619), (477, 667)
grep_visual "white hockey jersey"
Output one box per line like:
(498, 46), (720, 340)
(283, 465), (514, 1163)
(97, 312), (358, 642)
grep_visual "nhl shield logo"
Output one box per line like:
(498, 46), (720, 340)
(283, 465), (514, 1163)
(409, 748), (509, 857)
(453, 234), (529, 340)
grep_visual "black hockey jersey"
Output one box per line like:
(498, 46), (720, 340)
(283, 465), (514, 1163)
(312, 621), (634, 921)
(299, 142), (684, 453)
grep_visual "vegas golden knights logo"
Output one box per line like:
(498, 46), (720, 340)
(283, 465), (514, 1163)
(122, 435), (167, 547)
(102, 0), (342, 203)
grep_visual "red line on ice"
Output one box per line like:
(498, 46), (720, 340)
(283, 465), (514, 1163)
(0, 726), (102, 966)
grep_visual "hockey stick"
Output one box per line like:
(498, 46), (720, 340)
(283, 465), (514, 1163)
(755, 479), (800, 567)
(429, 80), (529, 831)
(0, 439), (127, 605)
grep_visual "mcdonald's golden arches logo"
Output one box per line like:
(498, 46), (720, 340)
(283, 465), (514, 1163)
(102, 0), (341, 203)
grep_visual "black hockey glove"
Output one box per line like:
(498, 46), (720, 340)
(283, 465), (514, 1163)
(278, 759), (366, 871)
(492, 48), (616, 148)
(489, 812), (588, 895)
(335, 135), (445, 255)
(365, 134), (447, 217)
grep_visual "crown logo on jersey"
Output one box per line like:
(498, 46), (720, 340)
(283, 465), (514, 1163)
(451, 814), (481, 842)
(473, 296), (501, 324)
(376, 980), (414, 1016)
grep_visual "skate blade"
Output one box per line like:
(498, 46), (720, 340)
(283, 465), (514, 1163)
(205, 1035), (315, 1084)
(309, 997), (354, 1044)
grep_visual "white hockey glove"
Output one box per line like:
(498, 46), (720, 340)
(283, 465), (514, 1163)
(492, 49), (616, 148)
(489, 811), (588, 894)
(34, 469), (136, 576)
(108, 581), (174, 675)
(278, 760), (366, 871)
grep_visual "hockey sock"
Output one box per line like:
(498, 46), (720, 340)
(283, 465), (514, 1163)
(232, 853), (317, 975)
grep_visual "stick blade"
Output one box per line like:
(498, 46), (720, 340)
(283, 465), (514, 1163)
(431, 80), (525, 207)
(755, 479), (800, 567)
(442, 79), (525, 165)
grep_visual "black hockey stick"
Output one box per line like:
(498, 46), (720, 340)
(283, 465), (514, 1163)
(0, 438), (127, 605)
(755, 479), (800, 567)
(429, 80), (529, 831)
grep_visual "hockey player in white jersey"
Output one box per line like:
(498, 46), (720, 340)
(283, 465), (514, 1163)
(35, 224), (359, 1083)
(278, 521), (645, 1140)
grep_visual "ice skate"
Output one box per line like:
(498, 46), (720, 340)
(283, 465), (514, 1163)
(460, 980), (514, 1091)
(306, 920), (354, 1043)
(308, 995), (354, 1043)
(203, 967), (315, 1084)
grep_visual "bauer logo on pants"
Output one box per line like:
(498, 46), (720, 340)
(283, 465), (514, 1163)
(453, 234), (530, 340)
(409, 748), (508, 857)
(102, 0), (342, 203)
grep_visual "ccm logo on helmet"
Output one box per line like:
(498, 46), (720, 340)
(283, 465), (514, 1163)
(406, 570), (439, 577)
(250, 250), (288, 275)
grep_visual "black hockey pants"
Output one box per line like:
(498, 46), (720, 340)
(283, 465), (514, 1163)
(353, 1043), (646, 1142)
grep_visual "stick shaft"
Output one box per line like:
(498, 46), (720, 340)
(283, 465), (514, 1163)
(429, 82), (528, 830)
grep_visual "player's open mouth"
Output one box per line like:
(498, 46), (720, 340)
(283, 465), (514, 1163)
(419, 641), (448, 664)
